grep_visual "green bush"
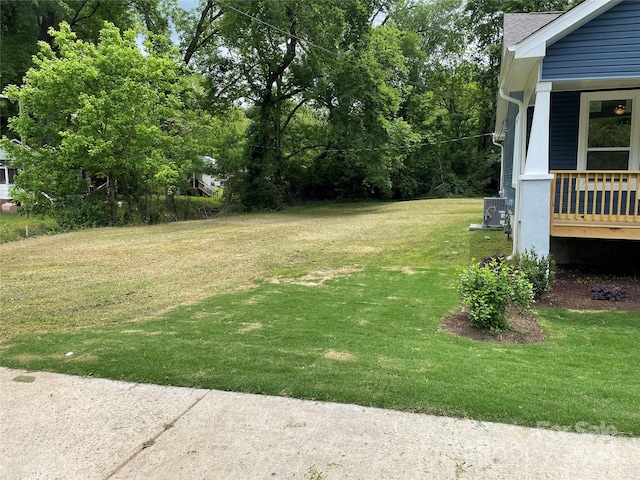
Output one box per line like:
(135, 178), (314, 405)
(457, 259), (534, 332)
(513, 248), (556, 299)
(51, 196), (125, 230)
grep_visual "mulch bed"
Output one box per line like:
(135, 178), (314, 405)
(442, 307), (546, 344)
(442, 267), (640, 344)
(535, 268), (640, 311)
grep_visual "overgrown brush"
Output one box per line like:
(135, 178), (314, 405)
(0, 215), (62, 243)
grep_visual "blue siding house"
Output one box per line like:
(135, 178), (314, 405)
(495, 0), (640, 265)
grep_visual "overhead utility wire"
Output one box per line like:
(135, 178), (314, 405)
(220, 1), (335, 56)
(250, 133), (493, 154)
(218, 1), (428, 90)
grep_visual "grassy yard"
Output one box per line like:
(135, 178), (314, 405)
(1, 199), (639, 436)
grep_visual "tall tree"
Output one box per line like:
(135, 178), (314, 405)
(0, 0), (168, 90)
(2, 22), (202, 225)
(391, 0), (490, 197)
(0, 0), (170, 138)
(305, 22), (417, 200)
(213, 0), (411, 208)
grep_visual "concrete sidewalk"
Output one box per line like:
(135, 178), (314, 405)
(1, 367), (638, 479)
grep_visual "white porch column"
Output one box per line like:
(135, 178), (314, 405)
(518, 82), (554, 256)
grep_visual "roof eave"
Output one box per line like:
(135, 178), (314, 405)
(495, 48), (542, 133)
(513, 0), (624, 60)
(495, 0), (625, 134)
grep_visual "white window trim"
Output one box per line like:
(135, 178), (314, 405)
(577, 90), (640, 171)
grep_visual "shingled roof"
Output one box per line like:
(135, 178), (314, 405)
(503, 12), (565, 48)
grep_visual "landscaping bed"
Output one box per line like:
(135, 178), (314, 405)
(537, 267), (640, 311)
(444, 266), (640, 344)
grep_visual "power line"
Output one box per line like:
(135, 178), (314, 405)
(247, 133), (493, 154)
(220, 1), (336, 56)
(217, 0), (428, 90)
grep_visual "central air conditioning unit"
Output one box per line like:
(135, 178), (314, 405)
(483, 197), (508, 228)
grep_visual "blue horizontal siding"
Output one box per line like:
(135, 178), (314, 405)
(549, 91), (579, 170)
(542, 0), (640, 80)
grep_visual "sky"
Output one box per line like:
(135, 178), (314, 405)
(170, 0), (202, 43)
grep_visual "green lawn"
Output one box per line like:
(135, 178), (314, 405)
(1, 199), (639, 435)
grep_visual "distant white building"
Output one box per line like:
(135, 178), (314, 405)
(191, 155), (223, 197)
(0, 144), (18, 204)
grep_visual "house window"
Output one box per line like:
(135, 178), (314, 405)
(578, 90), (640, 171)
(0, 167), (17, 184)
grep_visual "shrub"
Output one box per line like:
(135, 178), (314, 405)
(457, 259), (534, 332)
(513, 248), (556, 299)
(51, 197), (123, 230)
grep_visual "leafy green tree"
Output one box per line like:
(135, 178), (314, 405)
(0, 0), (169, 139)
(2, 22), (202, 225)
(203, 106), (250, 204)
(390, 0), (491, 197)
(385, 0), (582, 199)
(0, 0), (168, 91)
(213, 0), (403, 208)
(306, 22), (417, 200)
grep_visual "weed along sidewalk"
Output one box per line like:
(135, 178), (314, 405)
(1, 367), (638, 480)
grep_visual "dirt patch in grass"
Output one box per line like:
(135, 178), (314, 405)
(296, 267), (361, 285)
(269, 268), (362, 287)
(237, 323), (263, 334)
(442, 307), (546, 344)
(323, 349), (355, 361)
(383, 266), (422, 275)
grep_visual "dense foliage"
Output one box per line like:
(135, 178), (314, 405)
(3, 23), (215, 225)
(1, 0), (582, 220)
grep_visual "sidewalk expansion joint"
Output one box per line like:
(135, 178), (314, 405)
(104, 389), (212, 479)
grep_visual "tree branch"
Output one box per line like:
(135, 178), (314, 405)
(285, 144), (327, 161)
(280, 97), (309, 135)
(69, 1), (101, 28)
(183, 0), (223, 65)
(265, 7), (297, 91)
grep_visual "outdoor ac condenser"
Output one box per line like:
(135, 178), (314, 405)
(483, 197), (508, 228)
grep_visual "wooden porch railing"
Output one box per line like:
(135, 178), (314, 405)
(550, 170), (640, 239)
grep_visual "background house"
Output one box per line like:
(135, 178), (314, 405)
(190, 155), (223, 198)
(0, 143), (18, 205)
(495, 0), (640, 269)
